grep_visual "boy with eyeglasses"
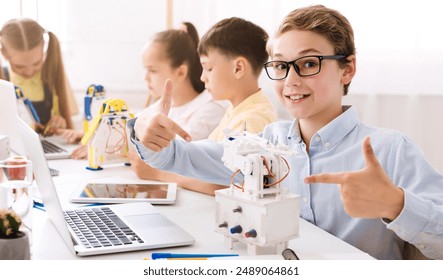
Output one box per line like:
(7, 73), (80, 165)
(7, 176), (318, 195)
(129, 5), (443, 259)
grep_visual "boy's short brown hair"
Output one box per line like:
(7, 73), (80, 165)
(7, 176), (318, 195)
(198, 17), (268, 76)
(273, 5), (355, 95)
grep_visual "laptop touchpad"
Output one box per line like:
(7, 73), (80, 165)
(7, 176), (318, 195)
(124, 214), (173, 229)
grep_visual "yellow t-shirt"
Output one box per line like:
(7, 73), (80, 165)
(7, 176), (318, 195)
(9, 67), (78, 116)
(208, 89), (277, 142)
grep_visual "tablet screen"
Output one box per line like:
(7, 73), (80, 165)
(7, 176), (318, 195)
(80, 183), (169, 199)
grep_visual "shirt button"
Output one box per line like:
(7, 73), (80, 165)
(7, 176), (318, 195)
(303, 197), (308, 203)
(315, 136), (320, 142)
(325, 142), (331, 147)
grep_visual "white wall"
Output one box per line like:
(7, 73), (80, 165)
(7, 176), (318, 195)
(63, 0), (167, 92)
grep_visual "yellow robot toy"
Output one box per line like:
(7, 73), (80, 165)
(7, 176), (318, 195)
(81, 98), (134, 170)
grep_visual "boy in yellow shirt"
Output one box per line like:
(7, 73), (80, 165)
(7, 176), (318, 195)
(199, 17), (276, 141)
(131, 17), (277, 195)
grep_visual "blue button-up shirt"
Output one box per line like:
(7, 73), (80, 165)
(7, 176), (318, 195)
(129, 106), (443, 259)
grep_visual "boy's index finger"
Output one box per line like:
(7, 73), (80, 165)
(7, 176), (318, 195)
(159, 79), (173, 116)
(169, 121), (192, 142)
(157, 115), (193, 143)
(304, 172), (345, 185)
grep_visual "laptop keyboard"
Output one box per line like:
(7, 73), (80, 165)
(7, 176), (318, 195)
(41, 139), (68, 154)
(64, 207), (144, 248)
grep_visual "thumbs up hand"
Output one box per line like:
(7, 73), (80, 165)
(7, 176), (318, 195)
(304, 137), (404, 220)
(134, 79), (192, 152)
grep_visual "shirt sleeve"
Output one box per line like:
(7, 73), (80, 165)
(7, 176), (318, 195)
(127, 117), (234, 186)
(181, 101), (226, 141)
(385, 134), (443, 259)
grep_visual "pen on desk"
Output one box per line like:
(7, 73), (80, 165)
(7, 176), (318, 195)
(166, 257), (209, 260)
(33, 201), (46, 212)
(151, 253), (239, 260)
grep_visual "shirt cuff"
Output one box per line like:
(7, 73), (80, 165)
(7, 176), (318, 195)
(385, 188), (430, 242)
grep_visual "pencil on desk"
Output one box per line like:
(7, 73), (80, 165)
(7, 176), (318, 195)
(43, 124), (52, 136)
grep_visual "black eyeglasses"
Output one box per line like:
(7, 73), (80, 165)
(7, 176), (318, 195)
(264, 55), (346, 80)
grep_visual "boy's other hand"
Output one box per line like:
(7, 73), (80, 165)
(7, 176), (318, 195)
(304, 136), (404, 221)
(127, 149), (160, 180)
(134, 79), (192, 152)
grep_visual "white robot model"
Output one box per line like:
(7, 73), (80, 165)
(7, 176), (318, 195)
(81, 98), (134, 170)
(215, 130), (300, 255)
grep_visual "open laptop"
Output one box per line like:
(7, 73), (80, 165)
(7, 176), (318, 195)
(0, 79), (71, 160)
(17, 116), (194, 256)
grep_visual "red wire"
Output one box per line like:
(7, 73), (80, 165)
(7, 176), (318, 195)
(229, 155), (291, 191)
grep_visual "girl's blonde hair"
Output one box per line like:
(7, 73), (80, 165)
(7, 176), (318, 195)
(0, 18), (73, 128)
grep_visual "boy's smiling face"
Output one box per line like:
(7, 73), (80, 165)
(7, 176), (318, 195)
(271, 29), (355, 125)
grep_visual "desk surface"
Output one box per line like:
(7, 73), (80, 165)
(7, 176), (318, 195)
(31, 158), (373, 260)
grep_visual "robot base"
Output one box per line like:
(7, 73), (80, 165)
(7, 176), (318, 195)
(224, 236), (288, 255)
(215, 188), (300, 256)
(86, 166), (103, 171)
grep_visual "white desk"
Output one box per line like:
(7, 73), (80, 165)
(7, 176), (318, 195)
(31, 158), (374, 260)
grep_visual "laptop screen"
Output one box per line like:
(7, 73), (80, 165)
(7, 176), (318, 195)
(0, 80), (26, 156)
(17, 116), (76, 254)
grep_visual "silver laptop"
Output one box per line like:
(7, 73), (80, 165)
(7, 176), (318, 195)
(0, 79), (71, 160)
(17, 116), (194, 256)
(39, 136), (71, 160)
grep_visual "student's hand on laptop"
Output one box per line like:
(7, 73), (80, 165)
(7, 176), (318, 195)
(70, 144), (88, 160)
(43, 115), (67, 136)
(56, 129), (84, 144)
(134, 79), (192, 152)
(36, 115), (68, 136)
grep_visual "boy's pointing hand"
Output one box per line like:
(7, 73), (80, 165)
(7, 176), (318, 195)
(134, 79), (192, 152)
(304, 136), (404, 220)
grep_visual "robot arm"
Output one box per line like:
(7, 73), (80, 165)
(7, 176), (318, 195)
(81, 98), (134, 170)
(216, 130), (300, 255)
(84, 84), (105, 132)
(221, 130), (293, 197)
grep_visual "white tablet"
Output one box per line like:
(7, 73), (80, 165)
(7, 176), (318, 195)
(69, 181), (177, 204)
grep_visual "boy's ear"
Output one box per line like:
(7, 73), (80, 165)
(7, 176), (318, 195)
(232, 57), (247, 78)
(341, 55), (356, 84)
(176, 64), (188, 81)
